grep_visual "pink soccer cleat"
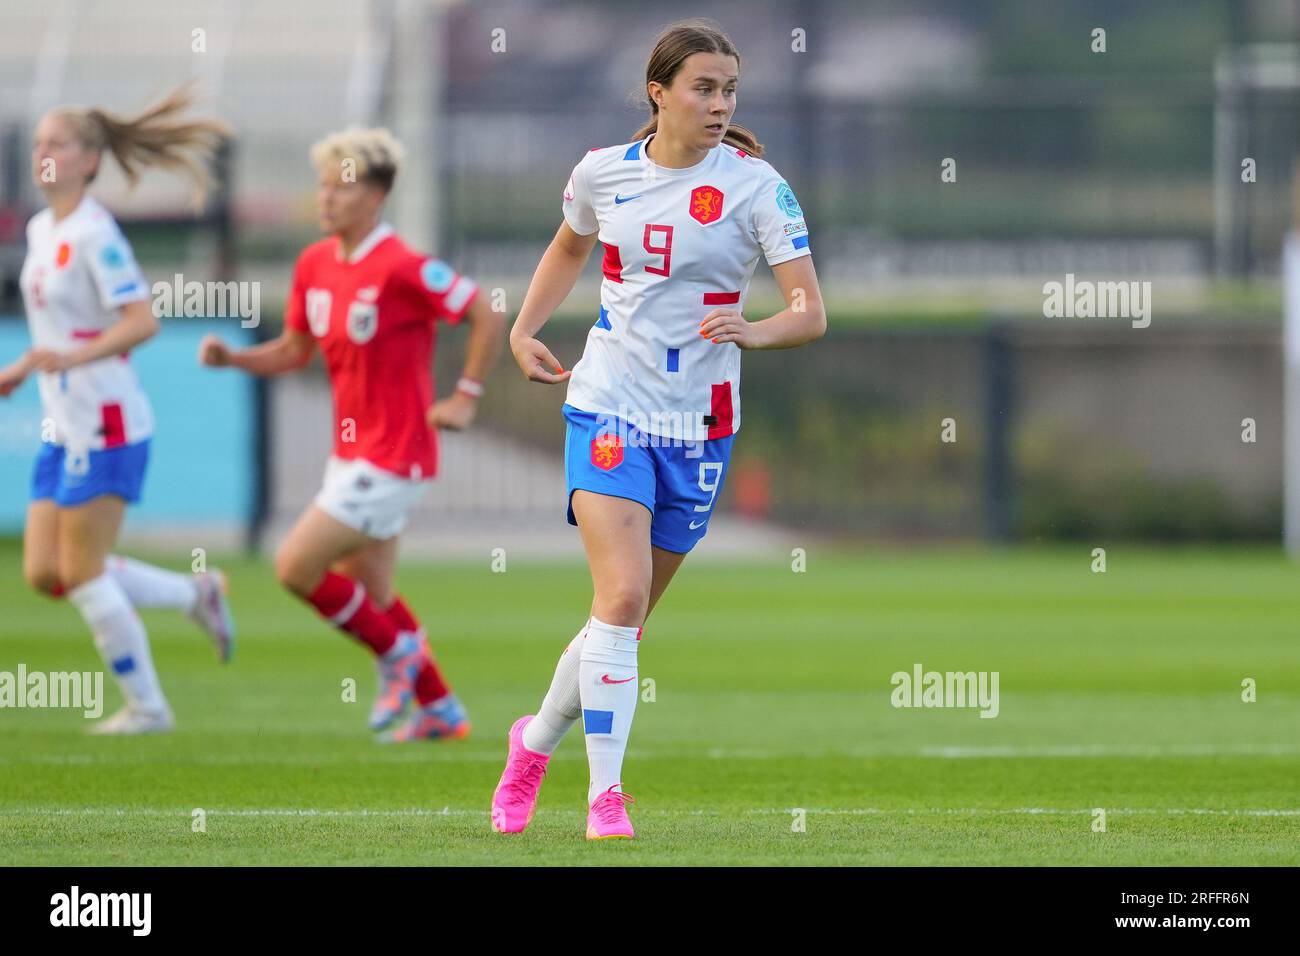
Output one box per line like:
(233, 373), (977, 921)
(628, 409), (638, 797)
(490, 715), (551, 834)
(586, 785), (635, 840)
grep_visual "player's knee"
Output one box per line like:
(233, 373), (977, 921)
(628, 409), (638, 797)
(596, 583), (649, 628)
(25, 567), (63, 598)
(55, 550), (109, 592)
(274, 548), (316, 597)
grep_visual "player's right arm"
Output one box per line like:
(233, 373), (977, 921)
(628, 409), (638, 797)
(510, 221), (596, 384)
(198, 326), (314, 375)
(3, 218), (39, 396)
(511, 152), (603, 385)
(199, 250), (317, 375)
(0, 351), (36, 397)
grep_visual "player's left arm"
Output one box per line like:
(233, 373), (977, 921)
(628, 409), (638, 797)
(28, 298), (160, 372)
(427, 285), (506, 431)
(700, 255), (827, 350)
(28, 227), (160, 372)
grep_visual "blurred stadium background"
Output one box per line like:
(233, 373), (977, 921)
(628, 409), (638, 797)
(1, 0), (1300, 558)
(5, 0), (1300, 871)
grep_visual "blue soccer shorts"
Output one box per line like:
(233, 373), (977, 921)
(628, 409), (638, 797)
(562, 403), (735, 554)
(30, 440), (150, 507)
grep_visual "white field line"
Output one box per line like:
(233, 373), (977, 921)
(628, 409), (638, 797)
(913, 744), (1300, 758)
(3, 742), (1298, 766)
(0, 807), (1297, 818)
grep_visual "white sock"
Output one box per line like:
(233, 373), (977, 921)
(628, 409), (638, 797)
(521, 618), (590, 755)
(578, 615), (641, 804)
(68, 573), (169, 713)
(106, 554), (198, 613)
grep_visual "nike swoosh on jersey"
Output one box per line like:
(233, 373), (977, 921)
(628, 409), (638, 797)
(613, 194), (643, 204)
(601, 674), (636, 685)
(689, 519), (708, 530)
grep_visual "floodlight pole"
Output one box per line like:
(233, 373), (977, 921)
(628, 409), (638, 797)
(387, 0), (444, 257)
(1284, 157), (1300, 557)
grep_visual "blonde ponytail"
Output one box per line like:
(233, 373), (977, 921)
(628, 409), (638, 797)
(51, 85), (232, 208)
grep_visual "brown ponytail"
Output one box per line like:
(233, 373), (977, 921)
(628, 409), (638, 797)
(50, 85), (232, 208)
(631, 19), (764, 158)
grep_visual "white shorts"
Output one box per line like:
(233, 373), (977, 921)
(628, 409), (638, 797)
(313, 456), (430, 540)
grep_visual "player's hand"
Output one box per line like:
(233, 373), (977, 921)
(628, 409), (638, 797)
(0, 357), (30, 397)
(198, 333), (232, 367)
(428, 392), (477, 431)
(26, 348), (73, 373)
(511, 335), (571, 385)
(699, 308), (764, 349)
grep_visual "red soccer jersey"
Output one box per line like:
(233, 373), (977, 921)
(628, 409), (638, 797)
(284, 223), (479, 478)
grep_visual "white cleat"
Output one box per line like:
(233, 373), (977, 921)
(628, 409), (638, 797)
(88, 705), (175, 735)
(190, 570), (235, 663)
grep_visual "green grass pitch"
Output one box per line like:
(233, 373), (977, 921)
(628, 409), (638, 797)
(1, 539), (1297, 865)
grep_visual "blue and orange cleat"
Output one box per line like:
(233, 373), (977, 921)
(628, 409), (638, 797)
(368, 630), (427, 731)
(383, 692), (471, 742)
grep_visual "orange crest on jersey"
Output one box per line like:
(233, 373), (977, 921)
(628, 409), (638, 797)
(689, 185), (724, 225)
(55, 242), (72, 268)
(590, 432), (624, 471)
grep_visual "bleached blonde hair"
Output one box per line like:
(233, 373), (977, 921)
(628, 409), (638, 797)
(309, 127), (405, 193)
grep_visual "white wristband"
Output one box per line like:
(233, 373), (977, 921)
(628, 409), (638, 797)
(456, 376), (485, 398)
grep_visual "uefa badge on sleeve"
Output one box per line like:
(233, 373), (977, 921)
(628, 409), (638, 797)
(776, 182), (803, 218)
(100, 242), (127, 270)
(420, 259), (455, 293)
(590, 432), (624, 471)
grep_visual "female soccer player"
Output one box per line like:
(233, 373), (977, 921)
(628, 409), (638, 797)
(198, 128), (504, 742)
(0, 89), (235, 734)
(491, 20), (827, 839)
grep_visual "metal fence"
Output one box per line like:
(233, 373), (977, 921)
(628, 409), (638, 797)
(256, 319), (1283, 547)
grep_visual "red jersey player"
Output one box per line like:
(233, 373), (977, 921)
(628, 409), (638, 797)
(199, 128), (504, 741)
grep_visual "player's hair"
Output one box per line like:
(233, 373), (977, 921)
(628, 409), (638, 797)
(48, 84), (231, 208)
(309, 127), (406, 194)
(631, 19), (763, 158)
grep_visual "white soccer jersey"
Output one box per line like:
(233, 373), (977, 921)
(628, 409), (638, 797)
(561, 133), (811, 441)
(19, 196), (154, 452)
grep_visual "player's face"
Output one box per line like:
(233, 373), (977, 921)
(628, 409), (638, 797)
(315, 163), (384, 237)
(656, 53), (738, 152)
(31, 115), (98, 194)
